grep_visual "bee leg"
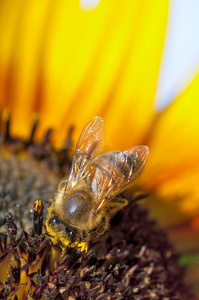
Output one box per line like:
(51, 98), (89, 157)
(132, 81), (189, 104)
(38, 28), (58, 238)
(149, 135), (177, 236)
(95, 216), (109, 237)
(107, 196), (128, 215)
(58, 180), (67, 191)
(111, 195), (128, 206)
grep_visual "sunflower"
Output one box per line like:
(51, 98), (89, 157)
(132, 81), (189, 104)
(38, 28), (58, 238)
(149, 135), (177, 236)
(0, 0), (199, 298)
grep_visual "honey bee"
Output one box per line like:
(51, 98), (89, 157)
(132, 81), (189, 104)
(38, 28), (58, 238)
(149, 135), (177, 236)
(46, 116), (149, 251)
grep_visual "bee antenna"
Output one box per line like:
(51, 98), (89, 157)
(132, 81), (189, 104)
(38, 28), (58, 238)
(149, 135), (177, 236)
(131, 193), (150, 203)
(120, 192), (150, 203)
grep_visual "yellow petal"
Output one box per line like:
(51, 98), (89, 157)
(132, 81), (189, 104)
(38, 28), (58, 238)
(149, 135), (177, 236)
(51, 0), (169, 148)
(0, 0), (24, 108)
(0, 1), (168, 147)
(0, 1), (51, 139)
(141, 73), (199, 215)
(104, 1), (168, 150)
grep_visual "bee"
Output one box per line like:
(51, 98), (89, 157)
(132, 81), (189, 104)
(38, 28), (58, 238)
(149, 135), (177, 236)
(46, 116), (149, 251)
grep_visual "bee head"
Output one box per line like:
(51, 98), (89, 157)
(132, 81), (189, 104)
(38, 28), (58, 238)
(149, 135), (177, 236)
(46, 215), (80, 246)
(45, 194), (89, 252)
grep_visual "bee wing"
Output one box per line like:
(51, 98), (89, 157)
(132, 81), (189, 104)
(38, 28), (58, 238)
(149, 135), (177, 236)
(66, 116), (105, 190)
(89, 146), (149, 211)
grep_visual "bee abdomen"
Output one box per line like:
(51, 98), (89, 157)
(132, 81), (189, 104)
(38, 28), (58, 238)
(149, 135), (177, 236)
(90, 151), (141, 188)
(90, 148), (143, 198)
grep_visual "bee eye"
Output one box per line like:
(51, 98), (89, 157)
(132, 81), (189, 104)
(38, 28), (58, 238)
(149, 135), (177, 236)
(49, 216), (61, 225)
(65, 226), (78, 243)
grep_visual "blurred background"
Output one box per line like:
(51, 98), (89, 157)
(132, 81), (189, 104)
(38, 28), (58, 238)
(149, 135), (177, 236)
(0, 0), (199, 296)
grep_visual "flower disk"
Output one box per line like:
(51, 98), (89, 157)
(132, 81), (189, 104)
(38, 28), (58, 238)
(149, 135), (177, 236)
(0, 127), (192, 299)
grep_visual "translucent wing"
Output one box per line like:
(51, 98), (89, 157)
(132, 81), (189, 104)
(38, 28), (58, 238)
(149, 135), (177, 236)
(66, 116), (105, 191)
(89, 146), (149, 211)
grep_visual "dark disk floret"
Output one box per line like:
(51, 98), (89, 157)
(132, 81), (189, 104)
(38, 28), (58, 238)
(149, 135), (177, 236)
(0, 115), (192, 299)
